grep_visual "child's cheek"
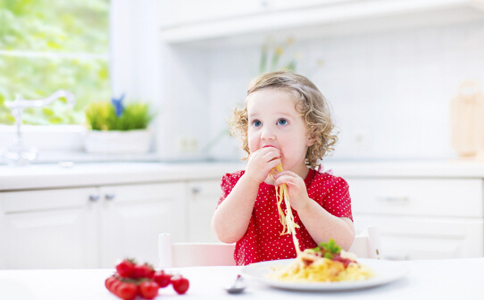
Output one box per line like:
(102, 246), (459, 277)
(247, 136), (259, 153)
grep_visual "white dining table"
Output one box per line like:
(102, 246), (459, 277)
(0, 258), (482, 300)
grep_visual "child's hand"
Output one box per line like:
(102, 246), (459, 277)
(244, 147), (281, 184)
(273, 171), (310, 212)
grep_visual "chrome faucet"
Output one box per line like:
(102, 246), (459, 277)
(2, 90), (76, 165)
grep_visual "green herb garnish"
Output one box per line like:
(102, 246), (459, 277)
(312, 238), (342, 259)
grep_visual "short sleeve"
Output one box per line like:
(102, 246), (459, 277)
(324, 177), (353, 221)
(309, 174), (353, 222)
(217, 170), (244, 207)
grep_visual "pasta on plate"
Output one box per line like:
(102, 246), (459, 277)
(268, 160), (373, 283)
(266, 240), (373, 282)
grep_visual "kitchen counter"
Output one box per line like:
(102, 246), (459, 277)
(327, 159), (484, 179)
(0, 162), (247, 191)
(0, 258), (482, 300)
(2, 159), (484, 191)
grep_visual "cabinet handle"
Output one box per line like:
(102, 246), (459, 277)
(105, 194), (115, 201)
(191, 187), (201, 194)
(384, 255), (410, 261)
(89, 195), (100, 202)
(375, 196), (409, 203)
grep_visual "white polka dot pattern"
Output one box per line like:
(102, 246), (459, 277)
(216, 169), (353, 266)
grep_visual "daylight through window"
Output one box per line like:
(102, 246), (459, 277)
(0, 0), (110, 125)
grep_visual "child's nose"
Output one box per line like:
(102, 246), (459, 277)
(261, 126), (276, 140)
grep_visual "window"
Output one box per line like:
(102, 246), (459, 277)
(0, 0), (110, 125)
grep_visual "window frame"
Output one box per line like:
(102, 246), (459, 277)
(0, 2), (115, 163)
(0, 1), (162, 164)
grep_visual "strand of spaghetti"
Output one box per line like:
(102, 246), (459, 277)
(271, 162), (301, 253)
(283, 183), (301, 254)
(275, 185), (287, 233)
(271, 164), (288, 234)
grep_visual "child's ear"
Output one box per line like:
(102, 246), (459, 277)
(306, 129), (316, 147)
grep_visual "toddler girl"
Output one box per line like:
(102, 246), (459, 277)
(212, 71), (354, 266)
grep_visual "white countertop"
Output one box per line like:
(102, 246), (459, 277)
(327, 159), (484, 179)
(2, 159), (484, 191)
(0, 162), (247, 191)
(0, 258), (482, 300)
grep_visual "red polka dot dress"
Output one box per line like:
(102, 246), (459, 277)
(217, 168), (353, 266)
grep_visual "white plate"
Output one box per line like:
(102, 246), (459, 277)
(241, 258), (409, 291)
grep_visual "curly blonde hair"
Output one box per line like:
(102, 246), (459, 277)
(228, 71), (338, 169)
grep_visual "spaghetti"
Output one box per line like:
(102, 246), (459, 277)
(271, 162), (301, 254)
(267, 240), (373, 282)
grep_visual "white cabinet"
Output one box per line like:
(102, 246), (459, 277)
(159, 0), (354, 29)
(348, 177), (484, 260)
(0, 182), (186, 269)
(159, 0), (484, 44)
(159, 0), (342, 28)
(160, 0), (265, 29)
(187, 179), (222, 243)
(349, 178), (483, 218)
(0, 188), (99, 269)
(0, 201), (4, 269)
(355, 215), (483, 260)
(99, 182), (186, 268)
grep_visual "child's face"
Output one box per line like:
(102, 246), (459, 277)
(246, 88), (314, 172)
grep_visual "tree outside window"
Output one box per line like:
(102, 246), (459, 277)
(0, 0), (110, 125)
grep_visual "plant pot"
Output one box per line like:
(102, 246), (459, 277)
(83, 129), (152, 154)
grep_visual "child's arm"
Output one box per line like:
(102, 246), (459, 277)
(296, 201), (355, 251)
(273, 171), (355, 250)
(212, 147), (281, 244)
(211, 174), (259, 243)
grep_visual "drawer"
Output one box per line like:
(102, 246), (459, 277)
(354, 215), (484, 260)
(347, 178), (483, 218)
(99, 182), (183, 203)
(0, 187), (98, 213)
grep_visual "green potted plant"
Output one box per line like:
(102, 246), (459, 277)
(83, 94), (156, 154)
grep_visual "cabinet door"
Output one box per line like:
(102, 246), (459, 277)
(100, 183), (186, 268)
(187, 180), (221, 243)
(0, 199), (5, 269)
(354, 215), (484, 260)
(0, 188), (99, 269)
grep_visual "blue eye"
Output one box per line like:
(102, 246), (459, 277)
(253, 120), (262, 127)
(277, 119), (288, 126)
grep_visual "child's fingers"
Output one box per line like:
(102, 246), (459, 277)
(263, 152), (281, 164)
(284, 181), (298, 188)
(274, 173), (306, 190)
(248, 148), (278, 164)
(268, 157), (281, 169)
(251, 147), (279, 161)
(263, 148), (281, 160)
(273, 171), (299, 179)
(274, 174), (299, 186)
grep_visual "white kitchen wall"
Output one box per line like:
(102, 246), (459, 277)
(157, 45), (211, 160)
(199, 20), (484, 162)
(110, 0), (161, 107)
